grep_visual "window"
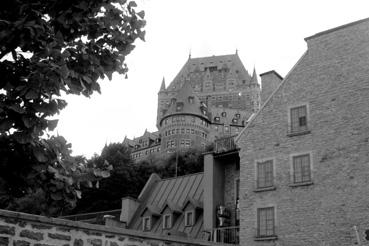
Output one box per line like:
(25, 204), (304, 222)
(214, 117), (220, 122)
(221, 112), (227, 117)
(257, 207), (275, 237)
(185, 140), (191, 147)
(163, 214), (172, 229)
(290, 105), (308, 133)
(176, 102), (183, 112)
(257, 160), (274, 189)
(184, 211), (194, 226)
(292, 154), (311, 184)
(186, 129), (190, 134)
(181, 128), (185, 134)
(143, 216), (151, 231)
(191, 117), (196, 123)
(191, 129), (194, 134)
(188, 96), (194, 104)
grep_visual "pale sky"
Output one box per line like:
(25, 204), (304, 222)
(55, 0), (369, 157)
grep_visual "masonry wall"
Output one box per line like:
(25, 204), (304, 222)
(237, 19), (369, 246)
(0, 209), (220, 246)
(224, 163), (239, 226)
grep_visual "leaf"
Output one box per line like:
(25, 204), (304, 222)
(25, 90), (38, 100)
(82, 75), (92, 84)
(50, 192), (62, 201)
(75, 190), (82, 199)
(47, 119), (58, 131)
(137, 10), (145, 19)
(33, 148), (48, 162)
(8, 105), (25, 114)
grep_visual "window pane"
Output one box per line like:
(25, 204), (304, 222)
(257, 160), (273, 188)
(293, 154), (311, 183)
(290, 105), (308, 133)
(257, 207), (275, 237)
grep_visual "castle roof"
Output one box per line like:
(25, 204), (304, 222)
(166, 53), (252, 91)
(160, 82), (209, 125)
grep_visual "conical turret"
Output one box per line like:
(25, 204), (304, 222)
(159, 77), (166, 92)
(250, 67), (259, 87)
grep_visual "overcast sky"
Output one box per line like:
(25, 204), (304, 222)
(55, 0), (369, 157)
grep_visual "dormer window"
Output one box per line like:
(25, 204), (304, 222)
(221, 112), (227, 117)
(188, 96), (194, 104)
(235, 113), (240, 119)
(163, 214), (172, 229)
(176, 102), (183, 112)
(171, 98), (176, 104)
(232, 118), (238, 124)
(214, 117), (220, 122)
(184, 210), (194, 227)
(142, 216), (151, 231)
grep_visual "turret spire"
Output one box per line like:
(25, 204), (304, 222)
(159, 77), (166, 91)
(250, 67), (259, 85)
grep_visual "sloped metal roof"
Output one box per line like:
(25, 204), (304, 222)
(129, 172), (204, 239)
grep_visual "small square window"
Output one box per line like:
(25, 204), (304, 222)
(184, 211), (194, 227)
(143, 217), (151, 231)
(290, 105), (308, 133)
(292, 154), (311, 184)
(163, 214), (172, 229)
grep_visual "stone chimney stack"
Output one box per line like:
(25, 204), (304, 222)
(120, 197), (139, 227)
(260, 70), (283, 105)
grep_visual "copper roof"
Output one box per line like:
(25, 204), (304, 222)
(128, 172), (204, 239)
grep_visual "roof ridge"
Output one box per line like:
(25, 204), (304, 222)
(305, 17), (369, 41)
(160, 172), (204, 182)
(235, 51), (308, 143)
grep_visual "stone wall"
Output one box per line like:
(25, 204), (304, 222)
(0, 209), (220, 246)
(237, 18), (369, 245)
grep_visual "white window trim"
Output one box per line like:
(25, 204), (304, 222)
(287, 102), (310, 134)
(142, 216), (151, 231)
(289, 151), (314, 184)
(162, 214), (172, 229)
(254, 157), (276, 190)
(184, 210), (194, 227)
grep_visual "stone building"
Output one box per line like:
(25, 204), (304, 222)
(235, 17), (369, 245)
(127, 53), (283, 161)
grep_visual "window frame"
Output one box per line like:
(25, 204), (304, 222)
(290, 152), (313, 186)
(256, 159), (274, 189)
(184, 210), (194, 227)
(142, 216), (151, 231)
(256, 207), (276, 238)
(288, 103), (310, 136)
(162, 214), (172, 229)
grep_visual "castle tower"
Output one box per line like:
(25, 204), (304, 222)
(159, 82), (211, 153)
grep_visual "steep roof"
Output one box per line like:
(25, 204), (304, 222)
(160, 82), (209, 124)
(128, 172), (204, 239)
(166, 53), (252, 91)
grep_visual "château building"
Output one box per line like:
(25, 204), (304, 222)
(126, 53), (283, 161)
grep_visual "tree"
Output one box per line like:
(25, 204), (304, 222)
(0, 0), (145, 216)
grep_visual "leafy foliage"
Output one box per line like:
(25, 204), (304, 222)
(0, 0), (145, 216)
(68, 144), (206, 214)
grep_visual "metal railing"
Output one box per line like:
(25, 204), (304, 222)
(214, 135), (238, 154)
(212, 226), (239, 244)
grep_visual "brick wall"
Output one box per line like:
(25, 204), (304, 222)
(0, 209), (220, 246)
(237, 18), (369, 245)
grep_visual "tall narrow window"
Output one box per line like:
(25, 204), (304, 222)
(257, 207), (275, 237)
(142, 217), (151, 231)
(163, 214), (172, 229)
(257, 160), (274, 188)
(292, 154), (311, 183)
(184, 211), (194, 227)
(290, 105), (308, 133)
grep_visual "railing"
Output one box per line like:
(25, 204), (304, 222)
(214, 135), (238, 154)
(212, 226), (239, 244)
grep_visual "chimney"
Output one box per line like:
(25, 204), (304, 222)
(260, 70), (283, 105)
(203, 153), (225, 232)
(120, 197), (139, 226)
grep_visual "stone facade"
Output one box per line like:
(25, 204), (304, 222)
(0, 209), (219, 246)
(236, 18), (369, 245)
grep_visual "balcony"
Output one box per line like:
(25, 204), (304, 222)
(212, 226), (239, 244)
(214, 135), (239, 154)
